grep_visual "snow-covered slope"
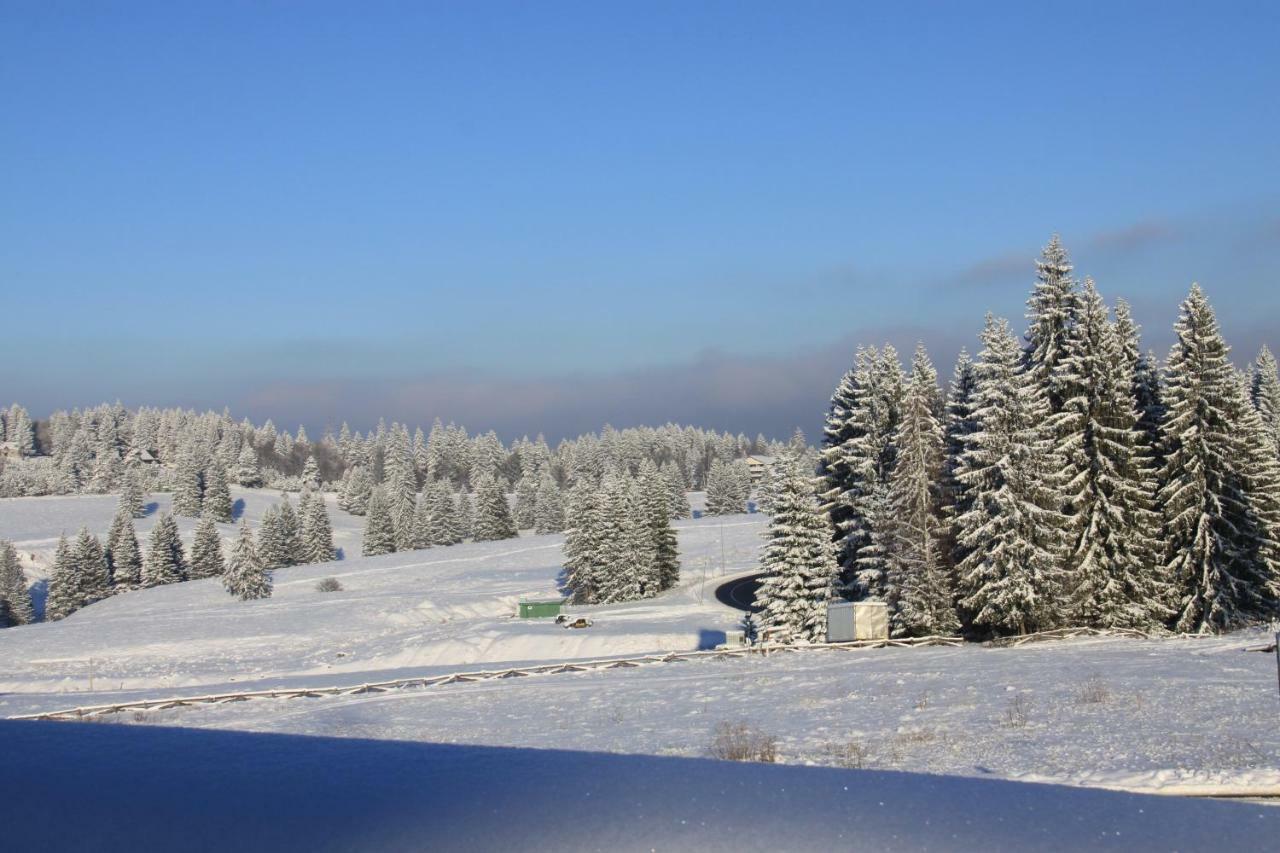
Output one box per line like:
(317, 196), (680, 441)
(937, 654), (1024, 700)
(3, 719), (1275, 853)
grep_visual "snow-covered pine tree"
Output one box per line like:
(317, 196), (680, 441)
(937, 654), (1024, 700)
(45, 534), (80, 621)
(0, 540), (34, 626)
(188, 514), (226, 579)
(142, 513), (186, 587)
(939, 349), (978, 575)
(172, 444), (205, 517)
(408, 493), (432, 550)
(471, 474), (517, 541)
(1250, 346), (1280, 456)
(662, 461), (690, 519)
(256, 504), (292, 570)
(1055, 280), (1167, 629)
(362, 486), (398, 556)
(954, 315), (1065, 636)
(456, 488), (474, 539)
(120, 465), (148, 518)
(514, 472), (540, 530)
(1023, 234), (1080, 411)
(301, 454), (321, 490)
(106, 507), (142, 589)
(562, 479), (605, 604)
(277, 494), (304, 566)
(202, 459), (234, 523)
(639, 461), (679, 591)
(704, 459), (747, 515)
(341, 464), (373, 515)
(235, 442), (263, 488)
(881, 345), (959, 637)
(755, 454), (835, 643)
(1159, 285), (1279, 632)
(533, 472), (566, 534)
(223, 521), (272, 601)
(301, 491), (336, 562)
(427, 481), (463, 545)
(72, 527), (111, 607)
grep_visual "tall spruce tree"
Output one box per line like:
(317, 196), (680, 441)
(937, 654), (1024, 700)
(301, 492), (336, 562)
(223, 521), (272, 601)
(189, 514), (226, 579)
(1023, 235), (1080, 411)
(755, 454), (835, 643)
(106, 508), (142, 589)
(1055, 280), (1166, 628)
(1159, 285), (1279, 632)
(563, 479), (606, 604)
(257, 504), (294, 569)
(472, 474), (517, 541)
(1251, 346), (1280, 456)
(882, 345), (958, 637)
(954, 315), (1065, 636)
(202, 459), (234, 523)
(940, 349), (978, 574)
(120, 465), (148, 518)
(277, 494), (304, 566)
(533, 473), (566, 534)
(46, 534), (80, 621)
(235, 443), (263, 488)
(0, 541), (34, 626)
(73, 527), (111, 606)
(362, 486), (398, 556)
(142, 513), (186, 587)
(172, 444), (205, 517)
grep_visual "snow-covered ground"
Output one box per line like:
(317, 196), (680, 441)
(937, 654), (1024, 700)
(3, 489), (1280, 805)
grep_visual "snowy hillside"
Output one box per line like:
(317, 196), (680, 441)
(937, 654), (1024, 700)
(0, 491), (764, 700)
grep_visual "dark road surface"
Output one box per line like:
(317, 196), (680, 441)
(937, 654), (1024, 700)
(715, 573), (765, 613)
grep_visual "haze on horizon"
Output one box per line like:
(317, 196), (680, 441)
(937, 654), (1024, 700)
(3, 1), (1278, 442)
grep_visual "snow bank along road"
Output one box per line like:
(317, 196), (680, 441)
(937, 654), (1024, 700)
(3, 720), (1276, 853)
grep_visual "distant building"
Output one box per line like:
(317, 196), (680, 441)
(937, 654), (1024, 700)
(127, 447), (161, 466)
(743, 455), (776, 483)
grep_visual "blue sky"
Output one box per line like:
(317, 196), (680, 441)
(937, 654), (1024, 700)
(3, 1), (1278, 440)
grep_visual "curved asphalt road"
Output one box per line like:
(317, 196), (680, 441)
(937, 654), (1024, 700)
(715, 573), (765, 613)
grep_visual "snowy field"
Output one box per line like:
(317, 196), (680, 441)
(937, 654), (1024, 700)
(3, 489), (1280, 808)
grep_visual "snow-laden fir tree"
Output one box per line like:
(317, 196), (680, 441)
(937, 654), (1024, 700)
(1159, 285), (1279, 632)
(301, 454), (321, 490)
(426, 481), (463, 545)
(471, 474), (517, 541)
(755, 453), (835, 643)
(514, 472), (540, 529)
(456, 488), (474, 539)
(142, 512), (186, 587)
(277, 494), (304, 566)
(662, 461), (690, 519)
(256, 504), (293, 570)
(45, 534), (80, 621)
(106, 507), (142, 589)
(1054, 280), (1167, 629)
(639, 461), (680, 591)
(120, 465), (148, 518)
(1023, 234), (1080, 411)
(407, 492), (432, 549)
(188, 514), (226, 579)
(202, 459), (234, 523)
(954, 315), (1065, 636)
(235, 442), (263, 488)
(362, 486), (398, 556)
(340, 464), (373, 515)
(881, 345), (959, 637)
(72, 527), (111, 606)
(223, 521), (272, 601)
(533, 472), (566, 534)
(592, 475), (655, 603)
(819, 346), (905, 600)
(562, 478), (605, 604)
(172, 444), (205, 517)
(939, 349), (978, 574)
(1251, 346), (1280, 456)
(0, 541), (34, 626)
(704, 459), (747, 515)
(301, 491), (336, 562)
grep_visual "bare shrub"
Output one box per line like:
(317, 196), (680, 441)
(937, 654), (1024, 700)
(709, 722), (778, 763)
(1075, 675), (1111, 705)
(1004, 694), (1032, 728)
(315, 577), (343, 593)
(822, 739), (869, 769)
(914, 691), (930, 711)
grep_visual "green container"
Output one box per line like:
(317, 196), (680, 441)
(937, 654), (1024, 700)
(518, 599), (565, 618)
